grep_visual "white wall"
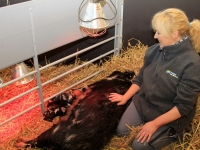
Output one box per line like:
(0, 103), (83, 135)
(0, 0), (116, 69)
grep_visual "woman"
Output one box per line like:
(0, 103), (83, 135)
(109, 8), (200, 150)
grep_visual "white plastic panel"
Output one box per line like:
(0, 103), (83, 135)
(0, 0), (116, 69)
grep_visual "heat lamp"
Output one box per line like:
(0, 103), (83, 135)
(79, 0), (117, 37)
(11, 62), (34, 86)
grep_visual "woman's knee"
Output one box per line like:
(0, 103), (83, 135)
(116, 124), (129, 137)
(116, 102), (143, 136)
(132, 127), (179, 150)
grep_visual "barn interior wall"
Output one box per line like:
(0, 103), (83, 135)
(123, 0), (200, 48)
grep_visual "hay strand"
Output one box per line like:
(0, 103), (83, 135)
(0, 39), (200, 150)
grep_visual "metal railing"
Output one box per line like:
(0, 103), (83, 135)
(0, 0), (124, 127)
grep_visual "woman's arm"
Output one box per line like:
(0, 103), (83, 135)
(153, 106), (181, 127)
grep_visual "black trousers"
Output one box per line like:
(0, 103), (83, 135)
(117, 101), (182, 150)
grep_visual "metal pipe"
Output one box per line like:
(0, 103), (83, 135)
(0, 70), (36, 88)
(29, 8), (45, 113)
(0, 101), (42, 127)
(43, 69), (104, 102)
(0, 70), (104, 127)
(42, 49), (115, 86)
(39, 36), (116, 71)
(0, 86), (39, 107)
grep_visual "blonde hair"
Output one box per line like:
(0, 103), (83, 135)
(152, 8), (200, 52)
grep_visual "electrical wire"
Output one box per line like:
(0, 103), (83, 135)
(7, 0), (10, 5)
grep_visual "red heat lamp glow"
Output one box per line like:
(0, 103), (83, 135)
(0, 79), (42, 142)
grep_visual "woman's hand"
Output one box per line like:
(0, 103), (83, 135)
(136, 106), (181, 143)
(108, 93), (127, 105)
(136, 121), (158, 143)
(108, 84), (140, 105)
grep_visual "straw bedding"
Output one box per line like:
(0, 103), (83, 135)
(0, 39), (200, 150)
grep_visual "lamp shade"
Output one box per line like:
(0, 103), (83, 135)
(11, 62), (34, 86)
(80, 1), (109, 30)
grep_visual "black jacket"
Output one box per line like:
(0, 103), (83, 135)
(132, 38), (200, 132)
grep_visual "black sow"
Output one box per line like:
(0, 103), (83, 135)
(15, 70), (135, 150)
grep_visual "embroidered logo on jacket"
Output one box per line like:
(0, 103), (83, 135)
(166, 70), (178, 78)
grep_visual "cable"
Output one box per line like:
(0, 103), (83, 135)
(7, 0), (10, 5)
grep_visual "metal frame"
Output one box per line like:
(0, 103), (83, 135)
(0, 0), (123, 127)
